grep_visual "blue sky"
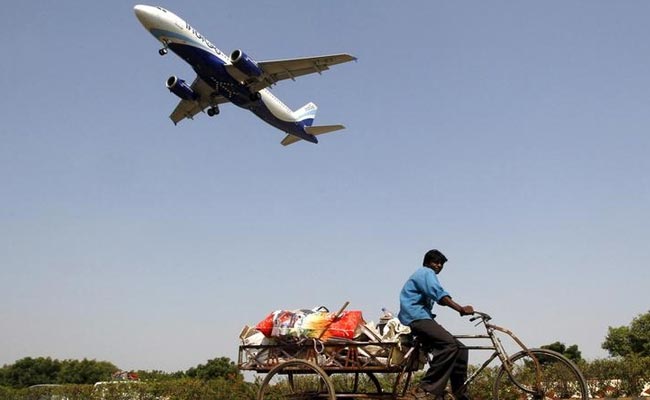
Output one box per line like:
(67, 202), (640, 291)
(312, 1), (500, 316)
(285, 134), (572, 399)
(1, 1), (648, 372)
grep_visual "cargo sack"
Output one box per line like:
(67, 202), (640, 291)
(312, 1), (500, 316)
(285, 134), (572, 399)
(255, 309), (313, 338)
(321, 310), (363, 340)
(255, 309), (364, 341)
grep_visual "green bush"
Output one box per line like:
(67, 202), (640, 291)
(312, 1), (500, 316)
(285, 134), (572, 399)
(582, 356), (650, 397)
(0, 385), (21, 400)
(1, 356), (648, 399)
(466, 365), (498, 400)
(0, 379), (256, 400)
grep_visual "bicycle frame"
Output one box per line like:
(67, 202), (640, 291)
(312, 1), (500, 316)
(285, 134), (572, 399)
(455, 314), (543, 396)
(399, 313), (542, 397)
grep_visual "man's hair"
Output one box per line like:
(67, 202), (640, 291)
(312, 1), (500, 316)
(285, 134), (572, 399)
(423, 249), (448, 266)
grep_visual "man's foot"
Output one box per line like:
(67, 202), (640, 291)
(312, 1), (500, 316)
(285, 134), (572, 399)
(451, 392), (470, 400)
(402, 386), (430, 399)
(403, 386), (443, 400)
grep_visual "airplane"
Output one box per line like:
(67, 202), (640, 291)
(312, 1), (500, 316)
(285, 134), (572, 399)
(133, 5), (356, 145)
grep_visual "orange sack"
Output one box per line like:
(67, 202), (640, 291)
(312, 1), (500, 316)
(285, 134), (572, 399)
(322, 310), (364, 340)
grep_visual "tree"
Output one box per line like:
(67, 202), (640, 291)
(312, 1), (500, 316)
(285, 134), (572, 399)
(0, 357), (61, 388)
(0, 357), (118, 388)
(185, 357), (241, 381)
(57, 358), (117, 384)
(602, 310), (650, 357)
(540, 341), (583, 363)
(135, 369), (186, 381)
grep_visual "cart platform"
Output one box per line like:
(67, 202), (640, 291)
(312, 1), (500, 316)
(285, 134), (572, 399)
(239, 337), (419, 373)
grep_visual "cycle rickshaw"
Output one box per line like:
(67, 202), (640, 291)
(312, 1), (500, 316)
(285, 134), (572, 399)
(239, 311), (588, 400)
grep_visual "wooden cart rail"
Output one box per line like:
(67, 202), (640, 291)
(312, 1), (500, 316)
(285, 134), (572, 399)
(238, 338), (419, 373)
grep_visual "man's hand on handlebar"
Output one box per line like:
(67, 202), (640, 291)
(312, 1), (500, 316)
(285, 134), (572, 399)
(460, 305), (474, 316)
(439, 296), (475, 317)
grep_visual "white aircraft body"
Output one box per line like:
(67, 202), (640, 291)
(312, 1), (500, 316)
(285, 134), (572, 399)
(134, 5), (356, 145)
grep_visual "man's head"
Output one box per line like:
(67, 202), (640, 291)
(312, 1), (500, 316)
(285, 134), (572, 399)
(423, 249), (448, 274)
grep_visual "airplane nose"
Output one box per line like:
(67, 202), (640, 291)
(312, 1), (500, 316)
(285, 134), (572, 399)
(133, 4), (146, 17)
(133, 5), (156, 28)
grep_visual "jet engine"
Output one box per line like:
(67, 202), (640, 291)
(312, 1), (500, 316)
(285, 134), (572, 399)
(166, 76), (198, 101)
(230, 49), (263, 78)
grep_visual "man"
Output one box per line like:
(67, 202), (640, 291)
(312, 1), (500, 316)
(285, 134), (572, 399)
(399, 249), (474, 400)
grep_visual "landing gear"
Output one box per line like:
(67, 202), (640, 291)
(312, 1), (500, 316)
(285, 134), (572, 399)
(249, 92), (261, 102)
(207, 106), (220, 117)
(158, 48), (168, 56)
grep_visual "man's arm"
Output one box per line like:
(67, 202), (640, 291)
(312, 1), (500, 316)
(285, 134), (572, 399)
(439, 295), (474, 316)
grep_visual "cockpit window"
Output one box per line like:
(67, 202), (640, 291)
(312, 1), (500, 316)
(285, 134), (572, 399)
(156, 7), (168, 13)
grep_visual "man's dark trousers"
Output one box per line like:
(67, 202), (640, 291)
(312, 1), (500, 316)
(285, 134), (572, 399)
(410, 318), (469, 400)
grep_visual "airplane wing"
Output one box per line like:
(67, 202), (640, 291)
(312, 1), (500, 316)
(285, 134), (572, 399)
(226, 54), (357, 93)
(169, 76), (229, 124)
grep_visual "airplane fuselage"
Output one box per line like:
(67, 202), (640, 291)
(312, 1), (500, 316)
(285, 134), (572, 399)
(134, 5), (319, 142)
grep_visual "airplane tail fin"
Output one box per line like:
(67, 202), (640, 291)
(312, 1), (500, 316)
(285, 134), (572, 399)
(293, 102), (318, 126)
(281, 125), (346, 146)
(282, 102), (345, 145)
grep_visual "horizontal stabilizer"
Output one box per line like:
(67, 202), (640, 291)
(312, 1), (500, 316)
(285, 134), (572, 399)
(280, 125), (346, 146)
(305, 125), (345, 135)
(281, 135), (302, 146)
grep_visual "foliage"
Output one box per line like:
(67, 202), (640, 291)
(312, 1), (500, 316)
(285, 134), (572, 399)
(57, 359), (117, 384)
(0, 358), (118, 388)
(185, 357), (242, 381)
(10, 357), (60, 387)
(0, 356), (244, 389)
(466, 365), (498, 400)
(540, 341), (583, 363)
(0, 357), (62, 388)
(0, 379), (256, 400)
(0, 385), (20, 400)
(2, 348), (648, 399)
(0, 357), (647, 400)
(26, 384), (93, 400)
(133, 369), (185, 381)
(582, 355), (650, 397)
(602, 310), (650, 357)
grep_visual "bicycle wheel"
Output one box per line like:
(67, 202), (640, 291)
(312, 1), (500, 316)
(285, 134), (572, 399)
(493, 348), (588, 400)
(257, 359), (336, 400)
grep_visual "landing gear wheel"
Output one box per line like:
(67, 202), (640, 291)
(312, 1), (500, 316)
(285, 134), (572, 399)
(158, 48), (168, 56)
(250, 92), (261, 102)
(207, 107), (219, 117)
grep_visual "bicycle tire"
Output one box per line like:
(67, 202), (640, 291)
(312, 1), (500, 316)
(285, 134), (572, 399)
(257, 359), (336, 400)
(493, 348), (588, 400)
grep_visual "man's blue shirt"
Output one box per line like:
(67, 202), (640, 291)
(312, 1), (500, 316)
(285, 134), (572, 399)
(398, 267), (451, 326)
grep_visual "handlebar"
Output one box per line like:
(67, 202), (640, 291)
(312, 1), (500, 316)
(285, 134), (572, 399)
(469, 311), (492, 322)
